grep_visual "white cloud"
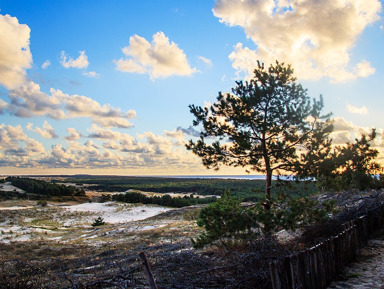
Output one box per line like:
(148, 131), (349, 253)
(61, 51), (100, 78)
(65, 128), (82, 141)
(177, 126), (201, 137)
(0, 123), (207, 172)
(52, 88), (136, 128)
(0, 99), (8, 113)
(331, 117), (375, 145)
(60, 51), (89, 69)
(198, 56), (212, 66)
(0, 13), (135, 130)
(115, 32), (198, 79)
(0, 124), (45, 167)
(347, 104), (368, 114)
(214, 0), (382, 82)
(93, 117), (134, 128)
(8, 81), (65, 119)
(165, 129), (186, 146)
(332, 117), (359, 133)
(354, 60), (376, 78)
(82, 70), (100, 78)
(41, 60), (51, 69)
(87, 124), (125, 140)
(0, 14), (32, 89)
(228, 43), (259, 79)
(27, 120), (58, 138)
(4, 82), (136, 128)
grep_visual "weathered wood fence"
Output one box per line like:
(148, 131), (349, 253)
(269, 204), (384, 289)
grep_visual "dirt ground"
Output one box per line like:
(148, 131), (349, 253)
(328, 234), (384, 289)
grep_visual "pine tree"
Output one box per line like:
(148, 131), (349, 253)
(187, 61), (330, 209)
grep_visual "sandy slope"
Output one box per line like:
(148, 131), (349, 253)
(62, 201), (171, 223)
(328, 237), (384, 288)
(0, 201), (172, 243)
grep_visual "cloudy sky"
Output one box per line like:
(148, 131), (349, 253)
(0, 0), (383, 176)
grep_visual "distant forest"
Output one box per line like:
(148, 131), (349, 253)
(2, 177), (85, 201)
(60, 175), (318, 202)
(0, 175), (319, 205)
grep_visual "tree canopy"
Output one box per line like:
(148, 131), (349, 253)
(187, 61), (331, 208)
(299, 128), (382, 191)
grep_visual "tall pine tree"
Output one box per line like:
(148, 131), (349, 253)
(187, 61), (331, 208)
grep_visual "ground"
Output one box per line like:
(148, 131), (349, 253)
(2, 182), (384, 288)
(0, 184), (205, 288)
(328, 234), (384, 289)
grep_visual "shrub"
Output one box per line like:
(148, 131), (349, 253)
(253, 193), (336, 233)
(92, 217), (105, 227)
(36, 200), (48, 207)
(192, 192), (257, 249)
(182, 208), (201, 221)
(193, 192), (335, 249)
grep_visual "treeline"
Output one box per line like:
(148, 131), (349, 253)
(0, 190), (28, 201)
(112, 191), (217, 208)
(6, 177), (85, 198)
(62, 176), (318, 201)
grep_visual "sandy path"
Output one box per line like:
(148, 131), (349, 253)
(328, 237), (384, 288)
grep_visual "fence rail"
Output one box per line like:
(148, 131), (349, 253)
(269, 204), (384, 289)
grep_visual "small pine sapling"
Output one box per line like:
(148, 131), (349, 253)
(92, 216), (105, 227)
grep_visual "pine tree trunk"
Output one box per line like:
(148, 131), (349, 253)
(265, 171), (272, 210)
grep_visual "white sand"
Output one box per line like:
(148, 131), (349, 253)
(0, 182), (25, 193)
(0, 201), (172, 243)
(62, 201), (171, 224)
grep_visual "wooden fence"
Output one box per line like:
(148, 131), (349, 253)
(269, 204), (384, 289)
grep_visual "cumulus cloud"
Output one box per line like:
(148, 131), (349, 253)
(115, 31), (198, 79)
(8, 81), (65, 119)
(0, 124), (45, 167)
(0, 14), (32, 89)
(177, 126), (201, 137)
(0, 123), (206, 172)
(27, 120), (59, 138)
(214, 0), (382, 82)
(165, 129), (187, 146)
(0, 13), (134, 130)
(331, 116), (375, 145)
(41, 60), (51, 69)
(65, 128), (82, 141)
(321, 117), (384, 160)
(60, 51), (89, 69)
(87, 124), (124, 140)
(347, 104), (368, 114)
(93, 117), (134, 128)
(3, 82), (135, 128)
(51, 89), (136, 128)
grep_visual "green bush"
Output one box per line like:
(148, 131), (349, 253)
(92, 217), (105, 227)
(182, 208), (201, 221)
(253, 193), (336, 233)
(192, 192), (257, 249)
(193, 192), (335, 249)
(36, 200), (48, 207)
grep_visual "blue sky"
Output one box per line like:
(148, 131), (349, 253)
(0, 0), (383, 175)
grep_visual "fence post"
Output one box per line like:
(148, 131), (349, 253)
(297, 251), (306, 289)
(139, 252), (158, 289)
(269, 204), (384, 288)
(270, 259), (281, 289)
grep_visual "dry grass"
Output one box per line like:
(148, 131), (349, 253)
(0, 200), (206, 288)
(0, 200), (283, 288)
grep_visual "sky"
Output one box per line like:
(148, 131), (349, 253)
(0, 0), (383, 176)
